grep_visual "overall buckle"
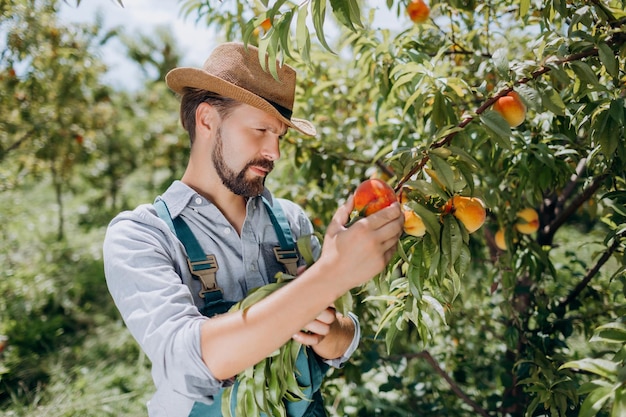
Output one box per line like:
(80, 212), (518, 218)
(187, 255), (220, 298)
(273, 247), (299, 275)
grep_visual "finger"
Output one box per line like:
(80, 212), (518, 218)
(361, 202), (403, 230)
(315, 307), (337, 325)
(382, 241), (400, 263)
(296, 265), (307, 275)
(301, 320), (331, 337)
(326, 196), (354, 235)
(292, 331), (324, 346)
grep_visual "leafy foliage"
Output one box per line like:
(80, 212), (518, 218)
(1, 0), (626, 416)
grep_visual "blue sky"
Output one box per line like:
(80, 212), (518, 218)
(59, 0), (216, 90)
(58, 1), (399, 90)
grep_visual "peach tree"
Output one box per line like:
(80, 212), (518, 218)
(190, 0), (624, 415)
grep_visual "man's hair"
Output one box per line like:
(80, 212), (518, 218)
(179, 88), (239, 145)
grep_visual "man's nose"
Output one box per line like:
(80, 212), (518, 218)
(262, 135), (280, 161)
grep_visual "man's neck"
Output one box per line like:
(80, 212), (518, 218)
(181, 170), (248, 235)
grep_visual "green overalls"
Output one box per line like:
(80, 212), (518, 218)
(154, 197), (329, 417)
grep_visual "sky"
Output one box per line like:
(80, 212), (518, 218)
(57, 1), (399, 91)
(58, 0), (218, 90)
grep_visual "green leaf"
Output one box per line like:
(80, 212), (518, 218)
(578, 383), (614, 417)
(570, 61), (601, 88)
(330, 0), (362, 30)
(591, 321), (626, 344)
(423, 294), (446, 325)
(429, 153), (456, 192)
(492, 48), (510, 78)
(296, 4), (310, 61)
(598, 42), (619, 78)
(560, 358), (619, 379)
(409, 203), (442, 245)
(540, 88), (566, 116)
(480, 110), (513, 149)
(519, 0), (530, 17)
(296, 234), (316, 266)
(612, 387), (626, 417)
(311, 0), (334, 53)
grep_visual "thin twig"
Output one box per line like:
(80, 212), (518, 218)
(385, 350), (492, 417)
(558, 229), (626, 311)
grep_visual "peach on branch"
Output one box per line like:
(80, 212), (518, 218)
(403, 209), (426, 237)
(495, 228), (507, 251)
(353, 178), (397, 217)
(443, 195), (486, 234)
(406, 0), (430, 24)
(260, 18), (272, 31)
(493, 91), (526, 127)
(515, 208), (539, 234)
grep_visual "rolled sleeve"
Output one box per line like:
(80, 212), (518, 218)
(103, 209), (224, 402)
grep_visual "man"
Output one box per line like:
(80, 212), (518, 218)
(103, 42), (404, 417)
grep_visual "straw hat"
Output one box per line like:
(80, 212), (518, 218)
(165, 42), (316, 137)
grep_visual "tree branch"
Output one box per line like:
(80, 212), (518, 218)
(385, 350), (492, 417)
(558, 229), (626, 311)
(0, 129), (35, 163)
(540, 171), (609, 244)
(558, 157), (588, 209)
(394, 42), (616, 193)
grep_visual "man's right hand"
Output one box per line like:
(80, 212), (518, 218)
(318, 195), (404, 291)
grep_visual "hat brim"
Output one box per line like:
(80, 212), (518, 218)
(166, 67), (316, 137)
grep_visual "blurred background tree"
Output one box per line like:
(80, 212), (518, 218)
(1, 0), (624, 416)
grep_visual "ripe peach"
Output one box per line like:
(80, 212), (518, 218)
(495, 228), (507, 250)
(403, 209), (426, 237)
(354, 178), (397, 217)
(443, 195), (486, 233)
(260, 18), (272, 31)
(407, 0), (430, 24)
(515, 208), (539, 234)
(493, 91), (526, 127)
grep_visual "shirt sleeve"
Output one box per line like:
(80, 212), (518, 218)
(103, 209), (226, 402)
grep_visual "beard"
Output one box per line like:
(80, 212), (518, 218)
(212, 128), (274, 197)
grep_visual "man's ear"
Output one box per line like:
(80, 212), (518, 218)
(195, 102), (219, 139)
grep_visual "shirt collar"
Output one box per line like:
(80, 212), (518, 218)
(158, 180), (274, 218)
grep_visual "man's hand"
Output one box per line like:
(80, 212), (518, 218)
(318, 195), (404, 292)
(292, 306), (355, 360)
(292, 306), (336, 345)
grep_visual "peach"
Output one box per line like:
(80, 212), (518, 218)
(403, 209), (426, 237)
(515, 208), (539, 234)
(260, 18), (272, 31)
(407, 0), (430, 24)
(444, 195), (486, 233)
(495, 229), (507, 250)
(493, 91), (526, 127)
(353, 178), (397, 217)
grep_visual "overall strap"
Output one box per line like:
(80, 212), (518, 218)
(154, 199), (228, 316)
(262, 196), (299, 275)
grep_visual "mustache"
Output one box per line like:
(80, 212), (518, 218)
(245, 158), (274, 173)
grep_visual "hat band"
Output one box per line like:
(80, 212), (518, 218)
(264, 97), (293, 120)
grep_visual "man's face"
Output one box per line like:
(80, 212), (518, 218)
(210, 104), (285, 197)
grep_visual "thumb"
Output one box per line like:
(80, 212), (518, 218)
(326, 195), (354, 236)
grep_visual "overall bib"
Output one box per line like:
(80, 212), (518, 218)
(154, 197), (329, 417)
